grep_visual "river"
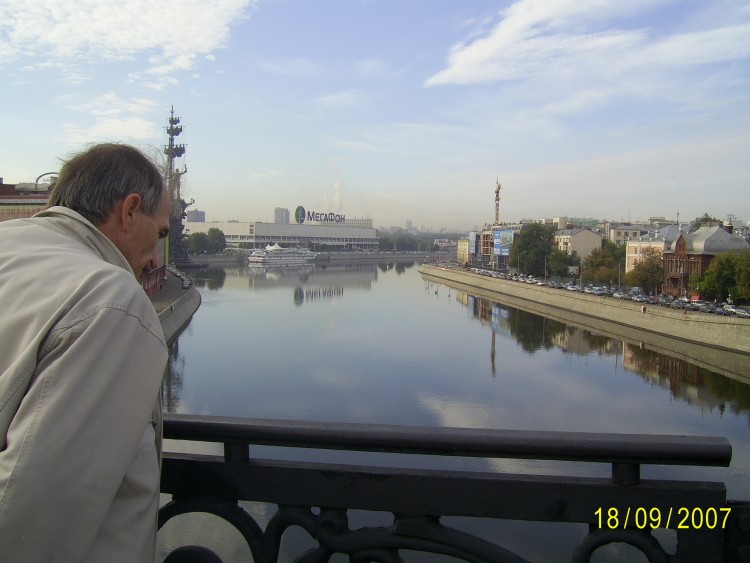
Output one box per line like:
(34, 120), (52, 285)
(157, 260), (750, 562)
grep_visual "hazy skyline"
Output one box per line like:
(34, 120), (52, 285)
(2, 0), (749, 230)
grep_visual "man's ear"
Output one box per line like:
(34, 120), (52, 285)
(120, 193), (143, 233)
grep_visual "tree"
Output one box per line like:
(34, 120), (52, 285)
(510, 223), (555, 276)
(546, 249), (570, 278)
(690, 213), (722, 233)
(187, 232), (210, 254)
(206, 228), (226, 253)
(696, 251), (750, 303)
(580, 241), (624, 286)
(582, 247), (614, 285)
(735, 251), (750, 301)
(605, 240), (626, 265)
(626, 247), (664, 295)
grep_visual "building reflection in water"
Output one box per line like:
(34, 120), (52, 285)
(190, 267), (227, 291)
(163, 330), (187, 414)
(162, 262), (418, 412)
(449, 287), (750, 417)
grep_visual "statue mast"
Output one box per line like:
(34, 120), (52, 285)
(163, 106), (192, 265)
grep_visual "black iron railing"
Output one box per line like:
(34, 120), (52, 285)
(159, 414), (749, 562)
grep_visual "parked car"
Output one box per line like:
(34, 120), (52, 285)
(735, 309), (750, 319)
(657, 295), (674, 306)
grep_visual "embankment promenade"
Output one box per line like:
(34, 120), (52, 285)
(420, 264), (750, 382)
(150, 272), (201, 344)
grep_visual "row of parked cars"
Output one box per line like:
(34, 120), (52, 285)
(465, 267), (749, 318)
(166, 266), (192, 290)
(661, 297), (750, 317)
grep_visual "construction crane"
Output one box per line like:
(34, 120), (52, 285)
(494, 178), (502, 225)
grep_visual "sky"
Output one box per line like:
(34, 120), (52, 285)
(1, 0), (749, 231)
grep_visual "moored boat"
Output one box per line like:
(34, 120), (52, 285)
(247, 243), (316, 266)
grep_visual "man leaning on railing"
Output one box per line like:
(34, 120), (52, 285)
(0, 143), (170, 562)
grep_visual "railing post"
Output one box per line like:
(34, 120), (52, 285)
(224, 441), (249, 463)
(612, 462), (640, 485)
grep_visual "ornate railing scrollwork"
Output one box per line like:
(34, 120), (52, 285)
(159, 414), (749, 562)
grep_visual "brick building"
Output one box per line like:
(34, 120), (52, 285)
(663, 225), (749, 297)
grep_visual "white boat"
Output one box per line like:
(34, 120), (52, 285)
(247, 243), (317, 266)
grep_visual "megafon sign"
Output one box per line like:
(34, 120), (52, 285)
(295, 205), (345, 224)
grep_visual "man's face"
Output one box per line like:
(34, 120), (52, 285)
(123, 190), (171, 275)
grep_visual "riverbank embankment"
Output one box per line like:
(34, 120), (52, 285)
(420, 264), (750, 381)
(150, 271), (201, 344)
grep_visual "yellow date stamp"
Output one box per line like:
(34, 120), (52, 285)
(594, 507), (732, 530)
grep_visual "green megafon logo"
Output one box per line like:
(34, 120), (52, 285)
(295, 206), (306, 224)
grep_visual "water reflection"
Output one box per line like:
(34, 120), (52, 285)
(163, 332), (186, 413)
(160, 263), (750, 561)
(626, 345), (750, 415)
(191, 267), (227, 291)
(446, 285), (750, 417)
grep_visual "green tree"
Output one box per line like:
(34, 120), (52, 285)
(187, 232), (210, 254)
(394, 233), (418, 251)
(582, 247), (615, 285)
(605, 240), (626, 265)
(206, 228), (226, 253)
(379, 234), (394, 250)
(625, 247), (664, 295)
(546, 249), (570, 278)
(690, 213), (722, 233)
(735, 251), (750, 301)
(697, 251), (750, 303)
(510, 223), (555, 276)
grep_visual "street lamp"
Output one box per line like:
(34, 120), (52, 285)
(545, 253), (553, 282)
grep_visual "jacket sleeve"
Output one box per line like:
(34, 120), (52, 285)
(0, 302), (167, 562)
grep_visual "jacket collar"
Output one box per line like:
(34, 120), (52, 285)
(33, 206), (134, 276)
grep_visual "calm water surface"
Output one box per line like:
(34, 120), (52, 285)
(159, 261), (750, 562)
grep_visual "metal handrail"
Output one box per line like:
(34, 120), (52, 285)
(164, 414), (731, 467)
(160, 414), (747, 561)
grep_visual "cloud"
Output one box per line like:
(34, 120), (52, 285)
(325, 136), (383, 153)
(63, 116), (157, 145)
(71, 91), (157, 116)
(62, 91), (160, 143)
(0, 0), (254, 86)
(250, 56), (324, 78)
(424, 0), (750, 87)
(623, 23), (750, 68)
(315, 89), (366, 111)
(247, 169), (282, 179)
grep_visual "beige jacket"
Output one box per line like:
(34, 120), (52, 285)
(0, 207), (167, 562)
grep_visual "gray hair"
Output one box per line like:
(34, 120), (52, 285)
(47, 143), (166, 225)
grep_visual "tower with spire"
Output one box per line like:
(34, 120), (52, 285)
(163, 106), (193, 265)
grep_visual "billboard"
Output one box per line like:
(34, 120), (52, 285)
(493, 229), (514, 256)
(469, 232), (478, 255)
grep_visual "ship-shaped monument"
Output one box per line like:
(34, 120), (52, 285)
(163, 107), (193, 267)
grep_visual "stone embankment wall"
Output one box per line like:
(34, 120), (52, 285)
(420, 265), (750, 360)
(158, 287), (201, 344)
